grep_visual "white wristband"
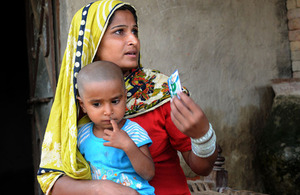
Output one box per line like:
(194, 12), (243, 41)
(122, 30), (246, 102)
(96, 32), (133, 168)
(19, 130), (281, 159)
(191, 123), (216, 158)
(191, 123), (214, 144)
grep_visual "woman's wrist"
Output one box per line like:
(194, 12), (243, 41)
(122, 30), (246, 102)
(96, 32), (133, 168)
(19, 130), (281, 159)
(191, 123), (216, 158)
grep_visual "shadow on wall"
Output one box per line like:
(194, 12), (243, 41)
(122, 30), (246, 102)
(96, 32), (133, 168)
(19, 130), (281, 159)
(203, 86), (275, 192)
(258, 95), (300, 195)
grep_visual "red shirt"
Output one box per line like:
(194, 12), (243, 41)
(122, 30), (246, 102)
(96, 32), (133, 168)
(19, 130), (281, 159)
(130, 102), (192, 195)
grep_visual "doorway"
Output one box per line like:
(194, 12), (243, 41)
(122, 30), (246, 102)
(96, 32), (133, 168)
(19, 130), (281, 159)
(24, 0), (60, 193)
(0, 1), (34, 194)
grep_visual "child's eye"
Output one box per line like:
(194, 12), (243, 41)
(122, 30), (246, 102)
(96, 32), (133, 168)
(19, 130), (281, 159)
(93, 102), (101, 107)
(112, 99), (120, 104)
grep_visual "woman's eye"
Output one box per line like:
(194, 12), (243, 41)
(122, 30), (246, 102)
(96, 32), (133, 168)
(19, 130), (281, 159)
(114, 29), (124, 35)
(132, 29), (138, 37)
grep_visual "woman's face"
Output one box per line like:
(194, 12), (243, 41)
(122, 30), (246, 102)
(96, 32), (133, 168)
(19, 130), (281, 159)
(95, 10), (140, 75)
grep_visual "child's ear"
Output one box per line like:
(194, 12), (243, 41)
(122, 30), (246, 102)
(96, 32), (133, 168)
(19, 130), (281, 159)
(77, 96), (87, 113)
(125, 89), (128, 100)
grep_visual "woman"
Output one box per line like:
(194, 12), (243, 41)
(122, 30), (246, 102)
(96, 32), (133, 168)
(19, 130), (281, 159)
(37, 1), (217, 194)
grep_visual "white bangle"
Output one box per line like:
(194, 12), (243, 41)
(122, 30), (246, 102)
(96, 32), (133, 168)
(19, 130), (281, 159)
(191, 123), (214, 144)
(191, 123), (216, 158)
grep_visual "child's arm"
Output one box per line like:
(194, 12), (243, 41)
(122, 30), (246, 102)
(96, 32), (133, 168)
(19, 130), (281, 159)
(103, 120), (155, 181)
(123, 143), (154, 181)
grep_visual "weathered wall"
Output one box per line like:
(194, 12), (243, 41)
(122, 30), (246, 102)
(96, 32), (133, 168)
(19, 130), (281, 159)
(59, 0), (291, 192)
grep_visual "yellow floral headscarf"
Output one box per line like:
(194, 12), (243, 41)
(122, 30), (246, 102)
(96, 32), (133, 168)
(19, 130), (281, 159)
(37, 1), (176, 194)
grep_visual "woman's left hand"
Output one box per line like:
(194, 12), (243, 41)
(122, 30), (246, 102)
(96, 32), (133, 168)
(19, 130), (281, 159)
(170, 92), (210, 139)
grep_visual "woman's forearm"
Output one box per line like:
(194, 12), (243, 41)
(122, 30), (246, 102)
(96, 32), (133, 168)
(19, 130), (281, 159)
(181, 145), (218, 176)
(52, 175), (139, 195)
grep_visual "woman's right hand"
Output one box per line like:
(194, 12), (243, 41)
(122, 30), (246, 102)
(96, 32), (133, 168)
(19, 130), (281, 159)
(52, 175), (139, 195)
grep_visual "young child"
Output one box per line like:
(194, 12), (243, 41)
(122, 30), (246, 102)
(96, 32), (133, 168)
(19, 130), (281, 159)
(76, 61), (155, 194)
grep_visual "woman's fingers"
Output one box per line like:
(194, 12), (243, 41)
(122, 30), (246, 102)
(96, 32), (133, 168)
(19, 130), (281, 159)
(170, 106), (184, 131)
(170, 97), (190, 130)
(177, 92), (199, 114)
(171, 92), (197, 128)
(170, 92), (209, 138)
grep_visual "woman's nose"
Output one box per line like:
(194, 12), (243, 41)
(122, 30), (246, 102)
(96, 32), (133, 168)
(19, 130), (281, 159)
(127, 33), (138, 46)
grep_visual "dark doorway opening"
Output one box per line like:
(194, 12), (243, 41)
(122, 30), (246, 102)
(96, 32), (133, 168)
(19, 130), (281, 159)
(0, 1), (34, 194)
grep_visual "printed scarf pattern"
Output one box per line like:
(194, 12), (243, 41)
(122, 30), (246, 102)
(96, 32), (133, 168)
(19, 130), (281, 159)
(125, 68), (171, 117)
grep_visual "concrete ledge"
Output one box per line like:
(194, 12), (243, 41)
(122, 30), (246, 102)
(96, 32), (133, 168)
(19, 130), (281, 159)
(271, 78), (300, 96)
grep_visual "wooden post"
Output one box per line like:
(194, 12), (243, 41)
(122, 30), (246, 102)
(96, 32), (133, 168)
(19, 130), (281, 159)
(204, 145), (228, 191)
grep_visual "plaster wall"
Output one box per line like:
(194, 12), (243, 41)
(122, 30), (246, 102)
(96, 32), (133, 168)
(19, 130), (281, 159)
(59, 0), (291, 192)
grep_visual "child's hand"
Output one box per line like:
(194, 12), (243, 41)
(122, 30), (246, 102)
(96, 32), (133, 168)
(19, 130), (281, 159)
(103, 119), (134, 150)
(103, 120), (155, 181)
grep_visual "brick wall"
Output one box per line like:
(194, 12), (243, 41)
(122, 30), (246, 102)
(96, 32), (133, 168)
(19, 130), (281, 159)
(287, 0), (300, 77)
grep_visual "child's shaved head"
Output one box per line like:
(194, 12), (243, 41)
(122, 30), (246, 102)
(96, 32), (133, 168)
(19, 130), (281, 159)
(77, 61), (125, 97)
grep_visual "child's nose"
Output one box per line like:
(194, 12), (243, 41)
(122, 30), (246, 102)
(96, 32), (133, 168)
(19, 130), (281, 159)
(103, 104), (113, 116)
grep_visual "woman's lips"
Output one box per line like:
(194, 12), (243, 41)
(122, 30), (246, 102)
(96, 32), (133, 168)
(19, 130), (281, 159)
(125, 50), (137, 57)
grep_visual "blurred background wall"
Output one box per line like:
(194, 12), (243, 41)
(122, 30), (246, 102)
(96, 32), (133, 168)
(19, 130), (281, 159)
(58, 0), (291, 192)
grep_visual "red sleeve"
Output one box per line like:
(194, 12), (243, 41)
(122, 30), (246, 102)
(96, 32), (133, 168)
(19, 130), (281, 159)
(163, 102), (192, 152)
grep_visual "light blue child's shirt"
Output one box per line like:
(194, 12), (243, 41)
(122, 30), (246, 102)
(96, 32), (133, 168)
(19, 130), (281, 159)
(77, 119), (155, 195)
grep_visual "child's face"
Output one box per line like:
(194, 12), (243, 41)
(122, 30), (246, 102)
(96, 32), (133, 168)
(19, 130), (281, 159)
(78, 79), (126, 131)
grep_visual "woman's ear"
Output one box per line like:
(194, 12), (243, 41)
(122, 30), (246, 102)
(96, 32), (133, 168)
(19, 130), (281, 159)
(77, 96), (87, 113)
